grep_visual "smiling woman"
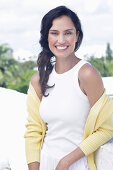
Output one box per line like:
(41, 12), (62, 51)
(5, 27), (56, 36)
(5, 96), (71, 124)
(24, 6), (113, 170)
(48, 16), (79, 62)
(37, 6), (83, 96)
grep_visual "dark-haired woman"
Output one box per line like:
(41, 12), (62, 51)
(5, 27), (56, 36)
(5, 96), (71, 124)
(24, 6), (113, 170)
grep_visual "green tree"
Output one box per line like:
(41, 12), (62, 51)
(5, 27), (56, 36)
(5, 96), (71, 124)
(87, 56), (110, 77)
(5, 59), (37, 93)
(21, 60), (36, 70)
(87, 43), (113, 77)
(0, 43), (14, 87)
(106, 60), (113, 76)
(106, 43), (113, 61)
(0, 43), (37, 93)
(0, 43), (13, 58)
(8, 69), (36, 94)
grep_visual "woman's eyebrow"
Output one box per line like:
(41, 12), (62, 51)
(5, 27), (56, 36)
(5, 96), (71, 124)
(49, 29), (74, 31)
(65, 29), (74, 31)
(49, 29), (58, 31)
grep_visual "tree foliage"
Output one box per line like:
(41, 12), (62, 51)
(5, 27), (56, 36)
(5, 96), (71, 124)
(0, 43), (37, 93)
(87, 56), (111, 77)
(106, 43), (113, 61)
(87, 43), (113, 77)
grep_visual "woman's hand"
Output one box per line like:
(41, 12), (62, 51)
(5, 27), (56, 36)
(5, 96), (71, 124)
(55, 158), (69, 170)
(55, 147), (85, 170)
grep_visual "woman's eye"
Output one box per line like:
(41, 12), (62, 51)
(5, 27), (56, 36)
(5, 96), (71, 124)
(65, 32), (72, 35)
(50, 32), (58, 35)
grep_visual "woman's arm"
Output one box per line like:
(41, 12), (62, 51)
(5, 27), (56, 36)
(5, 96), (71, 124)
(55, 147), (85, 170)
(24, 72), (43, 169)
(28, 162), (40, 170)
(78, 63), (104, 108)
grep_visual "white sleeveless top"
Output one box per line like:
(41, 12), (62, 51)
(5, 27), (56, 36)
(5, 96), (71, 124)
(39, 59), (91, 160)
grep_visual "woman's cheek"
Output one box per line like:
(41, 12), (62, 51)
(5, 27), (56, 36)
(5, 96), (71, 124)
(68, 36), (77, 44)
(48, 36), (56, 45)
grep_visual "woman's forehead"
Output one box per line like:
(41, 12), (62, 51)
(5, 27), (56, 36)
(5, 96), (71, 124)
(50, 16), (76, 30)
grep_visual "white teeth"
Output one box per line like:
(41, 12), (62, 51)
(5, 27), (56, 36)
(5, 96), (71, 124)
(56, 46), (67, 50)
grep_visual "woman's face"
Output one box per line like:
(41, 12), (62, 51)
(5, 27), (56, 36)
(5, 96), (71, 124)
(48, 15), (79, 59)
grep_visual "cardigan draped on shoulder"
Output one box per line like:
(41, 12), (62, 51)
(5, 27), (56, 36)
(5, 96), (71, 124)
(24, 83), (47, 164)
(24, 83), (113, 170)
(79, 89), (113, 170)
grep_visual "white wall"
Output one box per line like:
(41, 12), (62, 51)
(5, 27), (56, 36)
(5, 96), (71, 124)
(0, 87), (28, 170)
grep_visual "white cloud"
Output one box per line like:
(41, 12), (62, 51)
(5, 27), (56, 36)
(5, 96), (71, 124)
(83, 0), (102, 13)
(82, 13), (113, 45)
(76, 44), (107, 59)
(14, 49), (33, 60)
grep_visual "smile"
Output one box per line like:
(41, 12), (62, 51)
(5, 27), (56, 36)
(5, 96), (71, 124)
(55, 46), (69, 50)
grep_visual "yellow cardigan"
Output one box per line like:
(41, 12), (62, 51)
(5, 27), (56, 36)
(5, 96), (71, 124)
(24, 83), (113, 169)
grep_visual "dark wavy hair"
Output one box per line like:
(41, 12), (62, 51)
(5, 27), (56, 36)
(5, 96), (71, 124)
(37, 6), (83, 97)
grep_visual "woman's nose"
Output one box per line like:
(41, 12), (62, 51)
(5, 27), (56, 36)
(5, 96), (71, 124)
(57, 34), (66, 44)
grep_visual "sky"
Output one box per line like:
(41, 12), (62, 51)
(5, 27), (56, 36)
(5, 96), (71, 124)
(0, 0), (113, 61)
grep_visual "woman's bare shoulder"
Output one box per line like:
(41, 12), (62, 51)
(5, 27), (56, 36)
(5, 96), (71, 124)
(79, 63), (102, 82)
(30, 72), (42, 99)
(78, 63), (104, 107)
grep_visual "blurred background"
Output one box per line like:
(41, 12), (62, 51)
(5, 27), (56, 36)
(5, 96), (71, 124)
(0, 0), (113, 169)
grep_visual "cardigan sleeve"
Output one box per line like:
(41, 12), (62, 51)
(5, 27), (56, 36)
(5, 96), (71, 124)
(79, 122), (113, 156)
(79, 97), (113, 156)
(24, 83), (43, 164)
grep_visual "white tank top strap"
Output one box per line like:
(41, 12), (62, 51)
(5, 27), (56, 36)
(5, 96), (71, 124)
(73, 59), (89, 72)
(72, 59), (90, 100)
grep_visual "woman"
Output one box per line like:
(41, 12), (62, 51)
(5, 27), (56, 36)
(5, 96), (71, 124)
(24, 6), (113, 170)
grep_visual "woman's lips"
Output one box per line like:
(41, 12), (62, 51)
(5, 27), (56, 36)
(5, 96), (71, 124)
(55, 46), (69, 51)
